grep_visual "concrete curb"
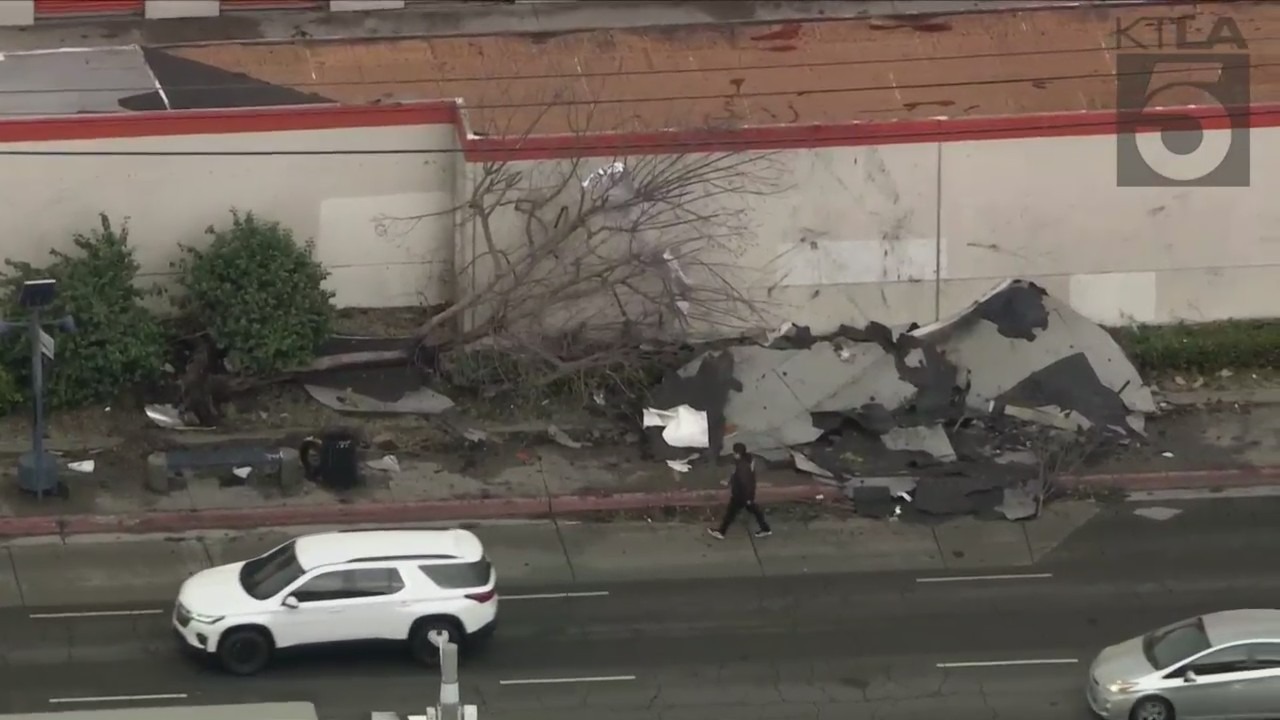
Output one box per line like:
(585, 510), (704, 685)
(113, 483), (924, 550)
(0, 466), (1275, 538)
(0, 484), (833, 539)
(1059, 466), (1280, 492)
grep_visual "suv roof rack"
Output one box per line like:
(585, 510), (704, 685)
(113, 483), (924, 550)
(348, 554), (459, 563)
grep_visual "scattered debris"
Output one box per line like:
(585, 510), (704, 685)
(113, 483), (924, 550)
(66, 460), (95, 473)
(366, 454), (401, 473)
(791, 450), (834, 479)
(548, 425), (589, 449)
(1134, 506), (1183, 521)
(640, 279), (1156, 521)
(994, 449), (1037, 465)
(842, 476), (917, 499)
(1161, 451), (1175, 458)
(144, 404), (196, 430)
(996, 483), (1039, 520)
(462, 428), (489, 443)
(642, 405), (709, 449)
(851, 485), (896, 519)
(881, 426), (956, 462)
(666, 454), (700, 473)
(304, 366), (454, 415)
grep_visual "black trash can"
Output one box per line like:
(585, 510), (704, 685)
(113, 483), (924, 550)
(300, 430), (360, 491)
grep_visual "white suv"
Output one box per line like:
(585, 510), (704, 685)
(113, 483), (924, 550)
(172, 528), (498, 675)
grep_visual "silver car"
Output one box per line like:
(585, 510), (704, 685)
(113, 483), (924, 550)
(1088, 609), (1280, 720)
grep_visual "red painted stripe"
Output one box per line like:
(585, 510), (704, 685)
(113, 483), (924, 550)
(0, 102), (459, 143)
(220, 0), (322, 8)
(0, 98), (1268, 160)
(34, 0), (143, 16)
(220, 0), (321, 9)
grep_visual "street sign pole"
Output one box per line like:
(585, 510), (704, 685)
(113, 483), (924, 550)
(29, 307), (46, 501)
(0, 279), (75, 503)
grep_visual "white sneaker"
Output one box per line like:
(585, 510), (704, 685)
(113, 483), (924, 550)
(706, 528), (726, 540)
(753, 530), (772, 538)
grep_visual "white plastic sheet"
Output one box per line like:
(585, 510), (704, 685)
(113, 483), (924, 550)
(642, 404), (710, 448)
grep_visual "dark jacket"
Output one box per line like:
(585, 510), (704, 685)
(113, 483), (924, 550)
(729, 454), (757, 501)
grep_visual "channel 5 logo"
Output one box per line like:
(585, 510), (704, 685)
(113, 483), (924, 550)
(1114, 14), (1250, 187)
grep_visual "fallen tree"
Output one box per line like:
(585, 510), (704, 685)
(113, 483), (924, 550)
(404, 113), (785, 404)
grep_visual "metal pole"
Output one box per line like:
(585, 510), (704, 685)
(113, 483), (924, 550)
(439, 642), (460, 710)
(29, 309), (44, 502)
(428, 631), (464, 720)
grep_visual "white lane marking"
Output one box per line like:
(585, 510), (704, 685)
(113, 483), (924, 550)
(916, 573), (1053, 583)
(30, 609), (165, 619)
(503, 591), (610, 600)
(937, 659), (1079, 669)
(49, 694), (189, 704)
(1129, 486), (1280, 501)
(499, 675), (636, 686)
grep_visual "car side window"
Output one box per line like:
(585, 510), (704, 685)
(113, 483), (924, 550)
(1248, 642), (1280, 669)
(1184, 645), (1253, 676)
(292, 568), (405, 603)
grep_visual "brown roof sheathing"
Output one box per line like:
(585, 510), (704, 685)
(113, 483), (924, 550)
(166, 3), (1280, 137)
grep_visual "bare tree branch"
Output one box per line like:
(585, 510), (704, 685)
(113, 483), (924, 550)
(391, 96), (788, 401)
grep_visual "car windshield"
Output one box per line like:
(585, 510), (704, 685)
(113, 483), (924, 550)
(1143, 616), (1212, 669)
(238, 540), (305, 600)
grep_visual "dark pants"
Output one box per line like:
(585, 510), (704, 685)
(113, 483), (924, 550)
(717, 496), (770, 534)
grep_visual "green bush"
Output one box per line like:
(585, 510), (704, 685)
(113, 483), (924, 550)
(173, 210), (334, 376)
(2, 214), (166, 408)
(0, 364), (23, 416)
(1113, 320), (1280, 373)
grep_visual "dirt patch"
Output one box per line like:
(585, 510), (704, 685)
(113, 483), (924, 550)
(1150, 367), (1280, 394)
(331, 307), (426, 337)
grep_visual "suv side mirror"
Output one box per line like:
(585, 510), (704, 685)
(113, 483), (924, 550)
(283, 595), (300, 609)
(1184, 670), (1198, 683)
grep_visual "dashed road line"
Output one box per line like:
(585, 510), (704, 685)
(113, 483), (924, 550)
(936, 658), (1079, 669)
(30, 609), (166, 619)
(915, 573), (1053, 584)
(49, 693), (189, 704)
(502, 591), (610, 600)
(499, 675), (636, 686)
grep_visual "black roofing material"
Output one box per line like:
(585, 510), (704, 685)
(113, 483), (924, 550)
(640, 278), (1155, 521)
(996, 352), (1139, 436)
(645, 350), (740, 461)
(120, 47), (334, 111)
(975, 280), (1050, 341)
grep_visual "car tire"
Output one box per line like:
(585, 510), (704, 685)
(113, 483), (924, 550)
(216, 627), (273, 676)
(409, 618), (461, 667)
(1130, 696), (1174, 720)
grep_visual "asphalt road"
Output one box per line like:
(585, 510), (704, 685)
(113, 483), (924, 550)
(3, 496), (1280, 720)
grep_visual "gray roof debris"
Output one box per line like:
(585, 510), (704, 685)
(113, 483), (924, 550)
(643, 279), (1156, 521)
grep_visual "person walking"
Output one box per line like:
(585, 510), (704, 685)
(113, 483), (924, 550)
(707, 442), (772, 540)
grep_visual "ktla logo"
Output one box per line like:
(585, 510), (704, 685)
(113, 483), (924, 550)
(1114, 16), (1251, 187)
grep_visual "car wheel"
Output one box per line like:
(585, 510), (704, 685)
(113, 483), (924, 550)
(1130, 696), (1174, 720)
(409, 618), (460, 667)
(217, 628), (273, 676)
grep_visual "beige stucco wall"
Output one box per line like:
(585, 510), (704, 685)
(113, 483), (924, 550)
(0, 123), (459, 309)
(459, 145), (946, 337)
(1, 118), (1270, 331)
(938, 131), (1279, 325)
(461, 126), (1276, 335)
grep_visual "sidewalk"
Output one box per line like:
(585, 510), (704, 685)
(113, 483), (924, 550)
(0, 501), (1099, 609)
(0, 385), (1278, 539)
